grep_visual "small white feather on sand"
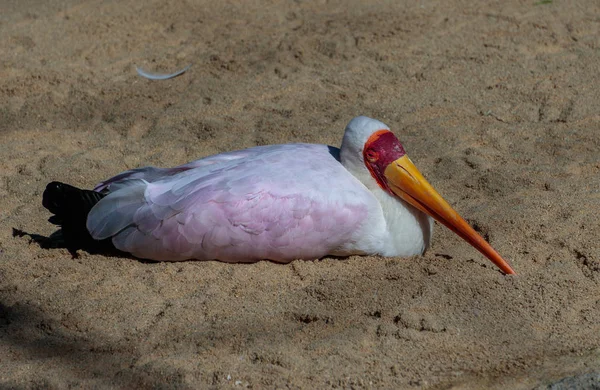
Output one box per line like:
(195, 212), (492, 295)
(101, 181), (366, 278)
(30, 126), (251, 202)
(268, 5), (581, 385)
(136, 64), (191, 80)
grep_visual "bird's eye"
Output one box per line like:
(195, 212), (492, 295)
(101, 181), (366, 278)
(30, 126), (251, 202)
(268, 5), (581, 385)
(366, 149), (379, 162)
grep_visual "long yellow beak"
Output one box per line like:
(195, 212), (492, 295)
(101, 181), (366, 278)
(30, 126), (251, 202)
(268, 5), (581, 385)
(384, 155), (516, 275)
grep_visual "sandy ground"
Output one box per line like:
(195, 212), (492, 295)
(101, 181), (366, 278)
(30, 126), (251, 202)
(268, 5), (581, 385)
(1, 0), (600, 388)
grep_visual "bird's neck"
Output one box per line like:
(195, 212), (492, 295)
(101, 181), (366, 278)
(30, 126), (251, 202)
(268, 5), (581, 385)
(370, 187), (434, 257)
(340, 153), (433, 257)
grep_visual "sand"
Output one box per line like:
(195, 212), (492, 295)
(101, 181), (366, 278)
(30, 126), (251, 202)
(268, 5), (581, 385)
(1, 0), (600, 388)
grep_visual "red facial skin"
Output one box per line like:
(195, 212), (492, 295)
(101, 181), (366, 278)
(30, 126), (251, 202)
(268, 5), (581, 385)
(363, 130), (406, 193)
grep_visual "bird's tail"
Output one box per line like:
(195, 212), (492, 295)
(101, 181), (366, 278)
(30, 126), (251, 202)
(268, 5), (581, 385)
(42, 181), (112, 252)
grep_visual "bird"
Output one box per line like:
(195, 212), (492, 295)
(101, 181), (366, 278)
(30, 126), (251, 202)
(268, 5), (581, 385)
(42, 116), (515, 274)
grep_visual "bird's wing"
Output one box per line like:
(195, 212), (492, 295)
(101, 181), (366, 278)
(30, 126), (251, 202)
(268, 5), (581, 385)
(87, 144), (374, 262)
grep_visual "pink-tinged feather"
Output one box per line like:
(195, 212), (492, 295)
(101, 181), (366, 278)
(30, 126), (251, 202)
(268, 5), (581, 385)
(87, 143), (373, 262)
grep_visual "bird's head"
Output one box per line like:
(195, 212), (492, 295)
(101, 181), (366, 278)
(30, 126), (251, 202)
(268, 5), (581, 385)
(341, 116), (515, 275)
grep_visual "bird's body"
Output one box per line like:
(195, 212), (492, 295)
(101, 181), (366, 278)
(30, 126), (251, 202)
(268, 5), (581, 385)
(43, 116), (515, 274)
